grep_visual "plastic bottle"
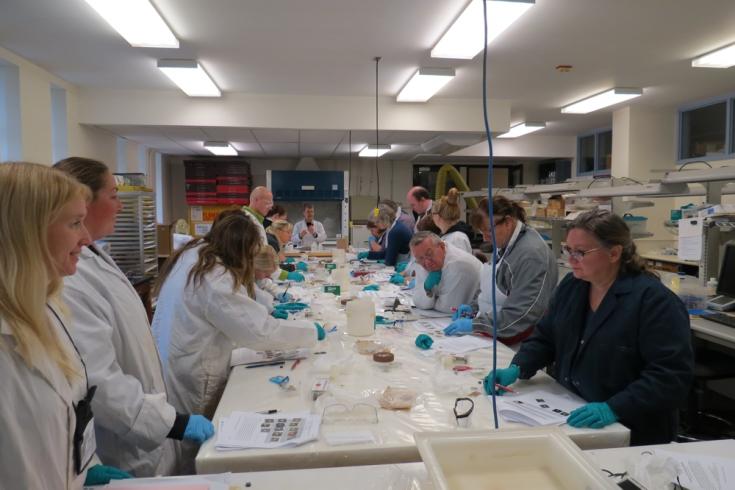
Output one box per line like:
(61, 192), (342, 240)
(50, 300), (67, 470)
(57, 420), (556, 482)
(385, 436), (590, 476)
(678, 275), (707, 312)
(346, 298), (375, 337)
(706, 277), (718, 297)
(333, 266), (351, 294)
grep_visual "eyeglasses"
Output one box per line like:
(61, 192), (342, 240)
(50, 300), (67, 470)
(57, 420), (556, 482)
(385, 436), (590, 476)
(453, 397), (474, 427)
(413, 247), (435, 265)
(562, 246), (604, 261)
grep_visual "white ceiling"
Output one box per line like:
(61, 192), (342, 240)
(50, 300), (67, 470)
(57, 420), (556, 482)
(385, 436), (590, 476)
(2, 0), (735, 158)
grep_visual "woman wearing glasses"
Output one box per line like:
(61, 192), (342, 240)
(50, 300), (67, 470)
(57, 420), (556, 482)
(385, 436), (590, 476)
(443, 196), (556, 347)
(486, 209), (693, 445)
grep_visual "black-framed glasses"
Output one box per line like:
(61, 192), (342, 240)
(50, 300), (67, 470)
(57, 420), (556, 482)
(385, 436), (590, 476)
(453, 397), (474, 426)
(562, 246), (604, 261)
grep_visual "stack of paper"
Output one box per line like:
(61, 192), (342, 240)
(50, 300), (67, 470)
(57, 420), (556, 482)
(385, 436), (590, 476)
(495, 390), (583, 426)
(229, 347), (310, 367)
(655, 449), (735, 490)
(215, 411), (321, 450)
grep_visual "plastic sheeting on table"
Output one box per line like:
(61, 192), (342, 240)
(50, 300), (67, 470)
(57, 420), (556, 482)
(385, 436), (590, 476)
(196, 264), (630, 474)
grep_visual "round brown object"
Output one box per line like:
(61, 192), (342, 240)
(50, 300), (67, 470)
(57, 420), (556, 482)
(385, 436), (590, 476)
(372, 351), (394, 363)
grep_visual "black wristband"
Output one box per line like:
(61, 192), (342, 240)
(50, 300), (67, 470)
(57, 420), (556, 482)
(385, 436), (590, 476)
(167, 412), (190, 440)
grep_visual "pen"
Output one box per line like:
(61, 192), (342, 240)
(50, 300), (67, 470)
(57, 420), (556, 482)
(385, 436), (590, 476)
(245, 361), (285, 369)
(257, 409), (278, 414)
(291, 358), (301, 370)
(495, 383), (516, 393)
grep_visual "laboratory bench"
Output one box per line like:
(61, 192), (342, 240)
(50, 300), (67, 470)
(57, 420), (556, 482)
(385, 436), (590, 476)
(195, 262), (629, 475)
(136, 439), (735, 489)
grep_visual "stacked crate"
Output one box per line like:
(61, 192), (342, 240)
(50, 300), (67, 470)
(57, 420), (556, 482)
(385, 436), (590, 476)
(185, 159), (252, 236)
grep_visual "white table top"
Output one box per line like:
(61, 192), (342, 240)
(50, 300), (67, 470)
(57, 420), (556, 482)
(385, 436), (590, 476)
(690, 316), (735, 349)
(142, 440), (735, 489)
(196, 263), (629, 474)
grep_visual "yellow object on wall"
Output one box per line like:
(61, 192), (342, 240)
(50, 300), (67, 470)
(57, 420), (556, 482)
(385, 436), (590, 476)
(434, 164), (479, 209)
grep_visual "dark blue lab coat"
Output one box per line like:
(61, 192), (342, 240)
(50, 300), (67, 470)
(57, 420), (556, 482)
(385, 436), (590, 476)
(512, 271), (694, 445)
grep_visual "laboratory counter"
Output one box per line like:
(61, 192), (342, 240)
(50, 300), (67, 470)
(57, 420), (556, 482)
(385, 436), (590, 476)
(196, 262), (629, 474)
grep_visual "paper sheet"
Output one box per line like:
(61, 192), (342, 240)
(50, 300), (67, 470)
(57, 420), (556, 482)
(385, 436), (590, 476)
(678, 218), (703, 261)
(654, 449), (735, 490)
(215, 411), (321, 450)
(494, 390), (583, 426)
(429, 335), (493, 355)
(229, 347), (310, 367)
(413, 308), (453, 319)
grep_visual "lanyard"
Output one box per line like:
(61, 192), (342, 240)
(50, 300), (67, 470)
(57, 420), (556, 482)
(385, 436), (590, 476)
(46, 304), (90, 393)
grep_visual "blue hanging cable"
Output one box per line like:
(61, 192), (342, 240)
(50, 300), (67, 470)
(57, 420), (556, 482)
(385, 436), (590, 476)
(481, 0), (500, 430)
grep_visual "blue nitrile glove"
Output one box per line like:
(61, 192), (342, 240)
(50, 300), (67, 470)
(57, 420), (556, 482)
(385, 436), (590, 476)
(285, 257), (296, 263)
(443, 318), (473, 336)
(423, 270), (442, 291)
(415, 334), (434, 350)
(390, 273), (405, 285)
(84, 465), (132, 485)
(362, 284), (379, 291)
(395, 261), (409, 273)
(184, 414), (215, 443)
(357, 251), (369, 260)
(276, 292), (293, 303)
(315, 322), (326, 340)
(452, 304), (473, 321)
(296, 261), (309, 272)
(567, 402), (618, 429)
(407, 278), (416, 289)
(273, 302), (309, 312)
(375, 315), (393, 326)
(483, 364), (520, 395)
(286, 271), (305, 282)
(271, 309), (288, 319)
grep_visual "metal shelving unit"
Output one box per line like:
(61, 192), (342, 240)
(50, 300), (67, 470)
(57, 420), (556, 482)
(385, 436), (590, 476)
(106, 191), (157, 279)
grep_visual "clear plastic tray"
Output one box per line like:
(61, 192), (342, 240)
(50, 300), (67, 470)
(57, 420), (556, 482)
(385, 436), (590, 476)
(415, 427), (617, 490)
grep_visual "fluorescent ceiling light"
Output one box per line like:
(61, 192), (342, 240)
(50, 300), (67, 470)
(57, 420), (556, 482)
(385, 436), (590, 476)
(157, 59), (221, 97)
(203, 141), (237, 156)
(561, 88), (643, 114)
(692, 43), (735, 68)
(84, 0), (178, 48)
(431, 0), (535, 59)
(359, 144), (392, 157)
(662, 165), (735, 184)
(497, 121), (546, 138)
(397, 68), (455, 102)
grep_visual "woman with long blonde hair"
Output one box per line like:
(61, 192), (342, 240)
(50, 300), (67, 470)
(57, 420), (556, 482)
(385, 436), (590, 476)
(0, 162), (129, 489)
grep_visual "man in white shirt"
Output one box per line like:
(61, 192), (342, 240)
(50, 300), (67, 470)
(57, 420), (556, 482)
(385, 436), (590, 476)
(410, 231), (482, 313)
(406, 186), (433, 232)
(291, 203), (327, 247)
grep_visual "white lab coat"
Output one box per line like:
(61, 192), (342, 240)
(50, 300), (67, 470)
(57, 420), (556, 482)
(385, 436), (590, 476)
(0, 309), (89, 490)
(412, 244), (482, 313)
(62, 246), (177, 477)
(255, 283), (275, 312)
(152, 245), (317, 418)
(291, 219), (327, 247)
(441, 231), (472, 254)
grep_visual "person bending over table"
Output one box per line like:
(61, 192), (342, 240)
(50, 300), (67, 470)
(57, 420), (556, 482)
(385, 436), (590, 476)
(410, 231), (481, 314)
(358, 206), (413, 267)
(485, 209), (694, 446)
(431, 187), (474, 254)
(444, 196), (556, 348)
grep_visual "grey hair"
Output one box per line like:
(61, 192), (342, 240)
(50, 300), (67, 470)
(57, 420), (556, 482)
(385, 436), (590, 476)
(409, 231), (443, 249)
(569, 209), (656, 277)
(368, 205), (395, 227)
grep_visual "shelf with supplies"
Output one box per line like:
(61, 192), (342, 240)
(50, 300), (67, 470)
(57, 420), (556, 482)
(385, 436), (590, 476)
(105, 191), (158, 279)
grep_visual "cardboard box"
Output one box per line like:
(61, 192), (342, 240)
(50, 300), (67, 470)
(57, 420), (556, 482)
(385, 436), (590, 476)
(157, 224), (173, 256)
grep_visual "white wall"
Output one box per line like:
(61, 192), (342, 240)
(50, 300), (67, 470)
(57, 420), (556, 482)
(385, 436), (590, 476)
(0, 46), (117, 165)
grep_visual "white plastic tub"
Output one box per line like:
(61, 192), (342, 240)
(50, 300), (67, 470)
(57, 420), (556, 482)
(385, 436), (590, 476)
(415, 427), (617, 490)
